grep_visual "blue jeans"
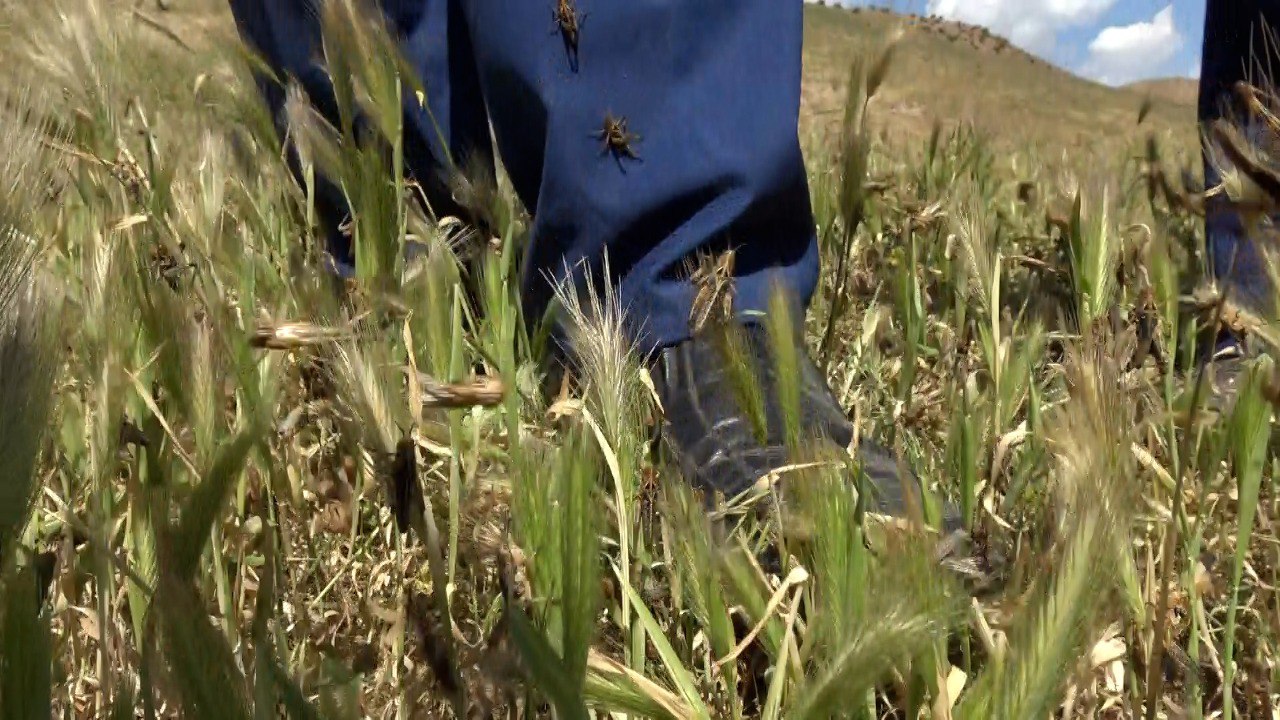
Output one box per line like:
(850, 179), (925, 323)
(1200, 0), (1279, 312)
(228, 0), (818, 356)
(232, 1), (1274, 348)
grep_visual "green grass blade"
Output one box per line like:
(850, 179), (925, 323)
(624, 583), (712, 720)
(253, 521), (278, 720)
(1, 562), (52, 720)
(170, 430), (257, 579)
(583, 653), (693, 720)
(506, 604), (591, 720)
(0, 242), (56, 550)
(1222, 358), (1273, 720)
(765, 284), (803, 448)
(560, 432), (601, 689)
(270, 659), (325, 720)
(153, 569), (251, 720)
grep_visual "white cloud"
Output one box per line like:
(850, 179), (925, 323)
(1081, 5), (1183, 85)
(926, 0), (1118, 55)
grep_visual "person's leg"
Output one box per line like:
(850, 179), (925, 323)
(458, 1), (932, 516)
(1200, 0), (1280, 313)
(226, 0), (493, 275)
(230, 0), (815, 353)
(231, 0), (925, 519)
(460, 0), (819, 356)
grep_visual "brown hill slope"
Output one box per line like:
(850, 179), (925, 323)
(801, 5), (1198, 158)
(1127, 77), (1200, 107)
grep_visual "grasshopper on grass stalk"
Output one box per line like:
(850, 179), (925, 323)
(595, 112), (640, 165)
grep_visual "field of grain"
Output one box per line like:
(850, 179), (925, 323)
(1, 1), (1279, 718)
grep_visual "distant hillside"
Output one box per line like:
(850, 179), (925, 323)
(1127, 77), (1200, 107)
(801, 4), (1199, 160)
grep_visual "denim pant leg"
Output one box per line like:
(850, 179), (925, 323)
(1200, 0), (1280, 312)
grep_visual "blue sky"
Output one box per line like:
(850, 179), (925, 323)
(815, 0), (1206, 85)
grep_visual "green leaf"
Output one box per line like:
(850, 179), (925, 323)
(152, 569), (251, 720)
(170, 430), (256, 579)
(317, 656), (363, 720)
(253, 527), (278, 720)
(506, 605), (591, 720)
(560, 431), (601, 690)
(583, 654), (693, 720)
(1222, 358), (1273, 720)
(271, 660), (325, 720)
(0, 249), (57, 550)
(109, 688), (138, 720)
(625, 584), (712, 720)
(1, 562), (52, 720)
